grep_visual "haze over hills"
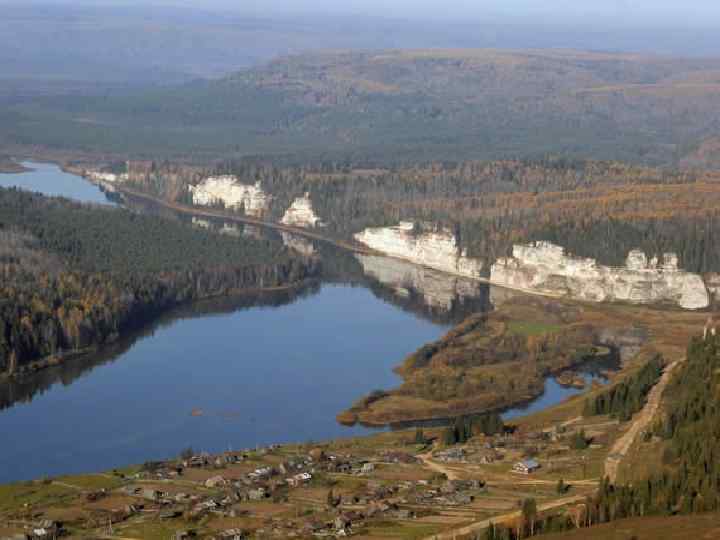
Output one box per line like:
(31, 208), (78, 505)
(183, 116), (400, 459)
(3, 2), (720, 166)
(4, 48), (720, 165)
(3, 1), (720, 88)
(5, 2), (720, 539)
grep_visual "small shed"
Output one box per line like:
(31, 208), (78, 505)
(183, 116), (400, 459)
(513, 458), (541, 474)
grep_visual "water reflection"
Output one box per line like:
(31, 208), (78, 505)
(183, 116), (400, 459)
(0, 282), (449, 482)
(0, 164), (629, 482)
(355, 254), (491, 319)
(121, 192), (494, 325)
(0, 161), (118, 205)
(0, 285), (320, 414)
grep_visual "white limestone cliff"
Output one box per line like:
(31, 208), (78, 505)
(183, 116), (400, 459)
(87, 170), (129, 183)
(490, 241), (709, 310)
(281, 232), (316, 256)
(703, 273), (720, 306)
(356, 254), (483, 312)
(191, 217), (212, 229)
(189, 176), (270, 217)
(281, 194), (323, 228)
(354, 222), (484, 279)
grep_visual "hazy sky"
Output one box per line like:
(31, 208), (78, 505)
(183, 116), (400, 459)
(233, 0), (720, 26)
(16, 0), (720, 28)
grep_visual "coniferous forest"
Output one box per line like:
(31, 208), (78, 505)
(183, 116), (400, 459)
(123, 158), (720, 273)
(575, 336), (720, 524)
(0, 188), (319, 374)
(485, 336), (720, 539)
(583, 355), (663, 421)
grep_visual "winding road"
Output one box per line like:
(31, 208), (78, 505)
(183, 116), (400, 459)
(423, 494), (588, 539)
(417, 451), (461, 481)
(421, 358), (682, 539)
(603, 358), (681, 483)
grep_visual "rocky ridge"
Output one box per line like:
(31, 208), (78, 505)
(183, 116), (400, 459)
(354, 223), (710, 310)
(354, 222), (485, 279)
(189, 176), (271, 217)
(281, 194), (323, 228)
(491, 241), (709, 310)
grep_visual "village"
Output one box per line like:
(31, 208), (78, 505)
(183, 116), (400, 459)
(0, 397), (631, 540)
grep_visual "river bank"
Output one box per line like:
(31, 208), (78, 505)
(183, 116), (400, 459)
(336, 298), (629, 427)
(0, 279), (317, 383)
(106, 182), (637, 428)
(93, 177), (375, 257)
(0, 158), (30, 174)
(0, 159), (708, 483)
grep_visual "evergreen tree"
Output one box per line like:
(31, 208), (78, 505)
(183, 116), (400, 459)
(522, 498), (538, 537)
(556, 478), (567, 494)
(572, 429), (589, 450)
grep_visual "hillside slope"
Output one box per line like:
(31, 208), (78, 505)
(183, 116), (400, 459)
(5, 49), (720, 164)
(0, 188), (318, 375)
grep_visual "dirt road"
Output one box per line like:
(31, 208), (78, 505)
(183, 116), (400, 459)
(603, 359), (681, 483)
(423, 494), (588, 539)
(420, 359), (682, 539)
(417, 451), (461, 481)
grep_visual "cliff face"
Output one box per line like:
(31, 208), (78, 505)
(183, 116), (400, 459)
(189, 176), (271, 217)
(704, 273), (720, 306)
(354, 223), (709, 310)
(491, 241), (709, 310)
(355, 254), (484, 313)
(280, 194), (322, 227)
(354, 222), (485, 279)
(281, 232), (316, 256)
(87, 171), (128, 183)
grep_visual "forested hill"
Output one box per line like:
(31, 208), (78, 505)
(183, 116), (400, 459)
(587, 334), (720, 522)
(124, 158), (720, 273)
(0, 188), (318, 375)
(5, 49), (720, 165)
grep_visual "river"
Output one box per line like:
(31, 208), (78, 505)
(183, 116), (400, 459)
(0, 161), (117, 205)
(0, 161), (612, 482)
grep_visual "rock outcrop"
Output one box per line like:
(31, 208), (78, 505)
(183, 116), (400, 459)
(491, 241), (709, 310)
(703, 273), (720, 306)
(281, 194), (323, 227)
(281, 232), (316, 256)
(189, 176), (270, 217)
(87, 170), (128, 183)
(356, 254), (485, 313)
(354, 222), (484, 279)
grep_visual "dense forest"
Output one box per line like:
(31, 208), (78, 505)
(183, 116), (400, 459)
(584, 336), (720, 520)
(482, 337), (720, 538)
(122, 157), (720, 273)
(583, 355), (663, 420)
(5, 50), (720, 166)
(0, 188), (318, 375)
(442, 413), (505, 446)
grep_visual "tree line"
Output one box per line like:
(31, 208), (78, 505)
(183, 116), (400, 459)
(0, 188), (319, 374)
(442, 413), (505, 446)
(484, 336), (720, 539)
(583, 355), (663, 421)
(124, 157), (720, 274)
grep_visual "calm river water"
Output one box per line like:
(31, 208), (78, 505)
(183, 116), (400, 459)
(0, 162), (608, 482)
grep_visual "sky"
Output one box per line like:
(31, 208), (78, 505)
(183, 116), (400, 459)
(13, 0), (720, 28)
(231, 0), (720, 26)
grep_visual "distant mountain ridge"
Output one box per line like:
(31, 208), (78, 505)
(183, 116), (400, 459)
(4, 48), (720, 165)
